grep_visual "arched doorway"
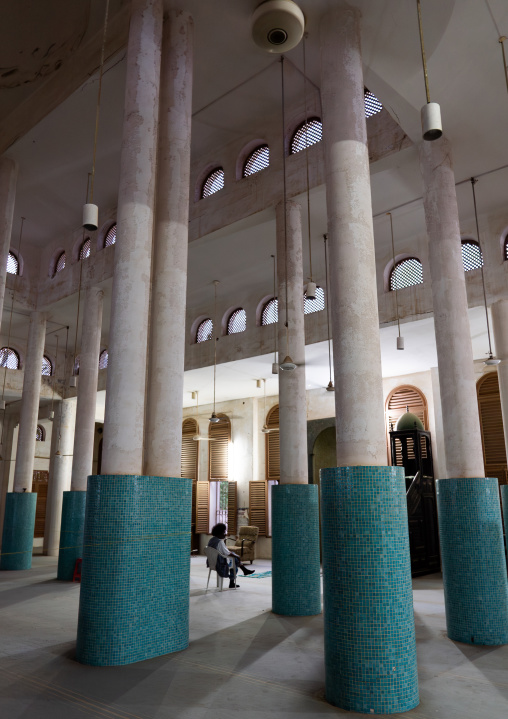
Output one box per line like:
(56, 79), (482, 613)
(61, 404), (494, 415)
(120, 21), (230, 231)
(385, 385), (429, 463)
(477, 372), (507, 488)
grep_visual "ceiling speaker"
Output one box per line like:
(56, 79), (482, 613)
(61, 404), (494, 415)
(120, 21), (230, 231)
(251, 0), (305, 54)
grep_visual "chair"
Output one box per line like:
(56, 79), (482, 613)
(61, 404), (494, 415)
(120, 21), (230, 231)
(204, 546), (237, 592)
(227, 525), (259, 564)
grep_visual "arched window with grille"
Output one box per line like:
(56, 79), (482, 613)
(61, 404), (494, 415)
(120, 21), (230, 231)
(6, 251), (19, 275)
(390, 258), (424, 291)
(54, 251), (66, 275)
(201, 168), (225, 198)
(79, 237), (91, 260)
(208, 414), (231, 481)
(385, 385), (428, 463)
(36, 425), (45, 442)
(304, 286), (325, 314)
(99, 349), (108, 369)
(227, 308), (246, 335)
(243, 145), (269, 177)
(0, 347), (20, 369)
(364, 89), (383, 117)
(196, 318), (213, 343)
(261, 297), (278, 325)
(504, 234), (508, 261)
(181, 419), (199, 480)
(104, 223), (117, 248)
(461, 239), (483, 271)
(42, 355), (53, 376)
(290, 118), (322, 154)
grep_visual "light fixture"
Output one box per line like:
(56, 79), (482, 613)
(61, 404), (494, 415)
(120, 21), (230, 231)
(416, 0), (442, 141)
(302, 34), (316, 301)
(271, 254), (279, 374)
(280, 355), (297, 371)
(251, 0), (305, 54)
(49, 410), (55, 421)
(261, 379), (278, 433)
(256, 379), (262, 389)
(387, 213), (404, 351)
(209, 280), (221, 423)
(209, 412), (221, 423)
(69, 376), (78, 388)
(323, 234), (334, 391)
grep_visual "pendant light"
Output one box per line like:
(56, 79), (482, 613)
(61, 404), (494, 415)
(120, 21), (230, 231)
(271, 254), (279, 374)
(192, 391), (212, 441)
(387, 213), (404, 350)
(323, 234), (334, 391)
(209, 280), (221, 421)
(83, 0), (110, 230)
(261, 378), (278, 433)
(302, 34), (316, 301)
(470, 178), (500, 365)
(416, 0), (442, 141)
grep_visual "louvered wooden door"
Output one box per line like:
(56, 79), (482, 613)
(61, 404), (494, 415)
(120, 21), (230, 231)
(195, 481), (210, 534)
(265, 405), (280, 481)
(32, 470), (49, 538)
(386, 386), (428, 464)
(249, 480), (268, 536)
(209, 415), (230, 480)
(477, 373), (507, 488)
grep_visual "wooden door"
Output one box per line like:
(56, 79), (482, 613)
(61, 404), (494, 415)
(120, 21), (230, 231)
(477, 372), (507, 488)
(32, 470), (49, 538)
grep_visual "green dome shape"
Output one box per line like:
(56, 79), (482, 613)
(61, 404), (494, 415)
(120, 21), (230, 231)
(396, 412), (424, 431)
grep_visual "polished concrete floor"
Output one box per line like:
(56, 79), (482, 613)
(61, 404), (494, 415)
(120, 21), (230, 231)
(1, 556), (507, 718)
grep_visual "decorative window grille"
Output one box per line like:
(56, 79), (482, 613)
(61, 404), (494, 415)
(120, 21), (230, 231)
(42, 355), (53, 376)
(227, 308), (246, 335)
(390, 258), (424, 291)
(55, 251), (66, 274)
(290, 118), (323, 154)
(36, 425), (44, 442)
(201, 168), (225, 198)
(261, 298), (278, 325)
(6, 251), (19, 275)
(99, 349), (108, 369)
(364, 90), (383, 118)
(304, 286), (325, 314)
(104, 224), (117, 248)
(504, 235), (508, 261)
(243, 145), (270, 177)
(461, 240), (483, 272)
(79, 238), (91, 260)
(196, 318), (213, 343)
(0, 347), (20, 369)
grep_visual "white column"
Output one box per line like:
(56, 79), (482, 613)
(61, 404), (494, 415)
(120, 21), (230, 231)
(492, 299), (508, 464)
(144, 10), (193, 477)
(0, 157), (18, 334)
(101, 0), (163, 475)
(44, 399), (77, 555)
(320, 5), (386, 466)
(71, 287), (103, 489)
(276, 199), (307, 484)
(420, 137), (484, 477)
(13, 311), (46, 492)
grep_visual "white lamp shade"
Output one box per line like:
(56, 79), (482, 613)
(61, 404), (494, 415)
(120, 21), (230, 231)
(306, 281), (316, 300)
(421, 102), (442, 142)
(280, 355), (297, 371)
(83, 203), (99, 231)
(251, 0), (305, 54)
(397, 335), (405, 350)
(69, 376), (78, 387)
(272, 362), (279, 375)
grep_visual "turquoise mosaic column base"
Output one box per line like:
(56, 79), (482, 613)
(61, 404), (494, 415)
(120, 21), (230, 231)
(0, 492), (37, 571)
(501, 485), (508, 541)
(76, 475), (192, 666)
(57, 491), (87, 581)
(436, 477), (508, 645)
(271, 484), (321, 616)
(320, 466), (419, 714)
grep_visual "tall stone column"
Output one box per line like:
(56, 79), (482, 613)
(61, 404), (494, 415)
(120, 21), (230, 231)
(420, 137), (508, 647)
(319, 6), (418, 713)
(492, 300), (508, 535)
(144, 10), (193, 477)
(0, 157), (18, 333)
(1, 311), (46, 570)
(76, 1), (192, 668)
(271, 199), (320, 617)
(0, 412), (16, 555)
(44, 399), (77, 557)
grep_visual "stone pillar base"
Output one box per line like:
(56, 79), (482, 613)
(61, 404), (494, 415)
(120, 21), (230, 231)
(436, 477), (508, 645)
(320, 466), (419, 714)
(76, 475), (192, 666)
(0, 493), (37, 570)
(57, 491), (87, 580)
(271, 484), (321, 616)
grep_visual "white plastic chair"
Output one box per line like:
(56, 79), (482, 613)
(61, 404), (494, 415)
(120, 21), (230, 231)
(204, 546), (237, 592)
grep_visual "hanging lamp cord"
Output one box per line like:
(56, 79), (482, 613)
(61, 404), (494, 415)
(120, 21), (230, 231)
(280, 56), (290, 357)
(416, 0), (431, 104)
(302, 34), (313, 283)
(470, 177), (494, 357)
(89, 0), (110, 203)
(323, 234), (333, 385)
(213, 281), (219, 414)
(499, 37), (508, 95)
(387, 212), (402, 339)
(271, 254), (277, 362)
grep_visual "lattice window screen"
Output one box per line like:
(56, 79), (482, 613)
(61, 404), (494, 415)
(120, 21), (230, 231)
(291, 118), (323, 154)
(6, 251), (18, 275)
(244, 145), (269, 176)
(304, 286), (325, 314)
(104, 224), (117, 247)
(262, 298), (278, 325)
(0, 347), (20, 369)
(227, 309), (246, 335)
(196, 319), (213, 343)
(461, 240), (483, 271)
(202, 168), (225, 198)
(80, 238), (91, 260)
(390, 258), (423, 290)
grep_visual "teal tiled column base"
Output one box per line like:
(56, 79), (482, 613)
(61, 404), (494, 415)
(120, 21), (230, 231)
(0, 492), (37, 570)
(76, 475), (192, 666)
(320, 466), (419, 714)
(501, 485), (508, 544)
(271, 484), (321, 616)
(57, 491), (87, 580)
(436, 477), (508, 645)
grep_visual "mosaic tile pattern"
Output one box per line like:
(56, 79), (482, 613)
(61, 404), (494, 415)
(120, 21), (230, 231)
(436, 477), (508, 645)
(57, 491), (87, 581)
(76, 475), (192, 666)
(271, 484), (321, 616)
(0, 492), (37, 570)
(320, 466), (419, 714)
(501, 486), (508, 542)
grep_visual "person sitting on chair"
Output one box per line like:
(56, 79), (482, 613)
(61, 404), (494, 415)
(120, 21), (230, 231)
(207, 523), (255, 589)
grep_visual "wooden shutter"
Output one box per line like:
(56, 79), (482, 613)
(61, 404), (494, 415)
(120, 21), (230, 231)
(265, 404), (280, 481)
(195, 481), (210, 534)
(477, 373), (507, 485)
(181, 418), (198, 480)
(208, 414), (230, 480)
(385, 386), (428, 463)
(228, 481), (237, 535)
(32, 470), (49, 538)
(249, 480), (268, 536)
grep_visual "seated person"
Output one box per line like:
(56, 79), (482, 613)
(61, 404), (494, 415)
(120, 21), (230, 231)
(207, 523), (255, 589)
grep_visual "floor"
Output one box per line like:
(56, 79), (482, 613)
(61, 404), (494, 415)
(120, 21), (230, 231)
(1, 556), (507, 718)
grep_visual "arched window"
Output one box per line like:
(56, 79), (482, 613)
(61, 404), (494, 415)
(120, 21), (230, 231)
(304, 286), (325, 314)
(290, 118), (322, 154)
(265, 405), (280, 481)
(261, 297), (278, 325)
(390, 258), (424, 291)
(364, 89), (383, 118)
(208, 414), (231, 480)
(104, 224), (117, 248)
(42, 355), (53, 376)
(0, 347), (20, 369)
(243, 145), (269, 177)
(385, 385), (428, 463)
(461, 239), (483, 272)
(227, 308), (246, 335)
(201, 168), (225, 198)
(6, 251), (19, 275)
(55, 251), (66, 274)
(36, 425), (45, 442)
(79, 237), (91, 260)
(181, 419), (199, 481)
(196, 318), (213, 343)
(99, 350), (108, 369)
(504, 234), (508, 261)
